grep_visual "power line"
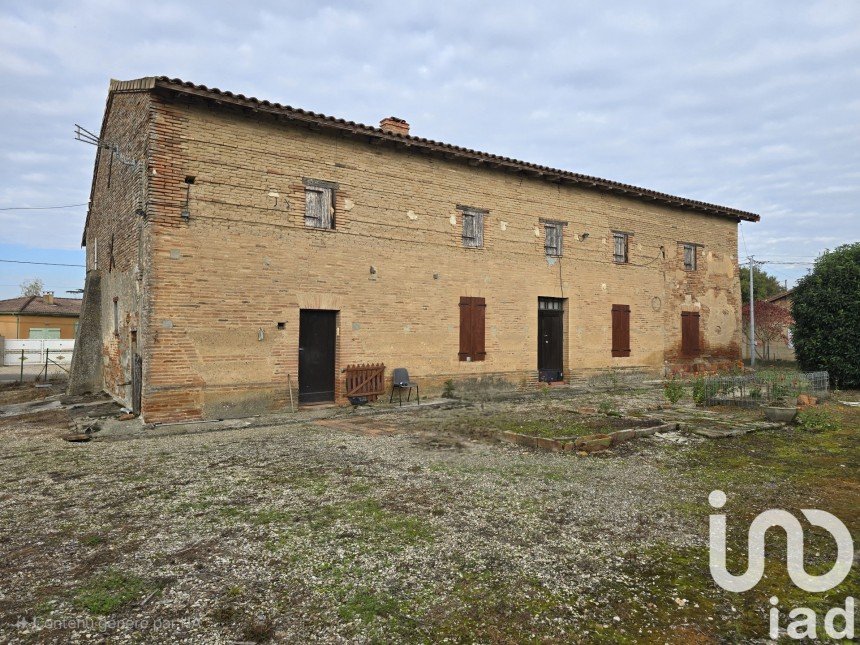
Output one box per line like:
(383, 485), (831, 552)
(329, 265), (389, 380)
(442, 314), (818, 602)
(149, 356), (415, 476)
(0, 259), (85, 267)
(0, 203), (88, 211)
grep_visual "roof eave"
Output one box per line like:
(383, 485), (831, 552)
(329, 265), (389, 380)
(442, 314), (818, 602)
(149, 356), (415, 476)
(139, 76), (760, 223)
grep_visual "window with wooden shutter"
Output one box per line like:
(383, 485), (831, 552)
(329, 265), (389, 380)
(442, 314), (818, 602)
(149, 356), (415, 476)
(459, 206), (486, 248)
(303, 178), (337, 229)
(683, 243), (697, 271)
(681, 311), (700, 356)
(543, 221), (564, 257)
(613, 232), (629, 263)
(459, 296), (486, 361)
(611, 304), (631, 357)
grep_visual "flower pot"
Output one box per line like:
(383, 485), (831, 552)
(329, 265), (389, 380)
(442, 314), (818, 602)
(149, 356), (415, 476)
(763, 406), (797, 423)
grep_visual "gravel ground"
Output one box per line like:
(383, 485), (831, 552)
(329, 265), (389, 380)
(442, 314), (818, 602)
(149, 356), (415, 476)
(0, 383), (856, 643)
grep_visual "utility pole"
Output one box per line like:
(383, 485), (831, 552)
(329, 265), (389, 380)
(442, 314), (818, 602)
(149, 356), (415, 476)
(748, 256), (756, 368)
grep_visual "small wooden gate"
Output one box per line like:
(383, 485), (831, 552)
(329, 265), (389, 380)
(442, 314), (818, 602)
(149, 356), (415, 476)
(343, 363), (386, 401)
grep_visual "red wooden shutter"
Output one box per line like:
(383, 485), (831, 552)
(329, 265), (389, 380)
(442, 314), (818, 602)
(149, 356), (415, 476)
(681, 311), (700, 356)
(611, 304), (631, 357)
(459, 297), (471, 361)
(472, 297), (486, 361)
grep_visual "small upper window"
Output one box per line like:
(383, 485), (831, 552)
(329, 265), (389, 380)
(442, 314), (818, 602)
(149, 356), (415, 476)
(613, 232), (629, 263)
(113, 297), (119, 334)
(459, 206), (486, 248)
(303, 178), (337, 229)
(544, 221), (564, 257)
(92, 238), (98, 270)
(683, 243), (698, 271)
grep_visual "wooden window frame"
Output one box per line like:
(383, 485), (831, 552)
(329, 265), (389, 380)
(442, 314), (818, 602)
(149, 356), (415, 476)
(458, 296), (486, 361)
(681, 242), (700, 271)
(612, 231), (630, 264)
(303, 178), (337, 230)
(681, 311), (701, 356)
(458, 205), (487, 249)
(541, 219), (566, 257)
(611, 304), (631, 357)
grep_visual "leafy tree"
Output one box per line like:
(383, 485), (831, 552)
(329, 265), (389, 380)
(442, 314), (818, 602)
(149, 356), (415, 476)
(742, 300), (793, 360)
(792, 243), (860, 387)
(739, 266), (783, 303)
(19, 278), (44, 297)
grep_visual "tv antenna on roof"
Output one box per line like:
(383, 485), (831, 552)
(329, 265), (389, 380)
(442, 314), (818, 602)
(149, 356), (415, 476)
(74, 124), (140, 168)
(74, 124), (101, 146)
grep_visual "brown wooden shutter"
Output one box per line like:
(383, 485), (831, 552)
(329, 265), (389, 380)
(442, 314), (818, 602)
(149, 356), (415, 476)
(472, 297), (486, 361)
(459, 297), (486, 361)
(459, 297), (472, 361)
(681, 311), (700, 356)
(611, 304), (631, 357)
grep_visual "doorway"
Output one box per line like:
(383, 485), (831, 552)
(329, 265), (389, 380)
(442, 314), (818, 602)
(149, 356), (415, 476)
(538, 297), (564, 382)
(130, 329), (141, 416)
(298, 310), (337, 403)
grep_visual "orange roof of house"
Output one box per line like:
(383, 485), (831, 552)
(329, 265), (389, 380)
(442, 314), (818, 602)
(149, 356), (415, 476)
(0, 295), (82, 317)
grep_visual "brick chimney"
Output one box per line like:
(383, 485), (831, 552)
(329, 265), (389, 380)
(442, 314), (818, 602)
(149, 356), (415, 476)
(379, 117), (409, 136)
(43, 291), (54, 305)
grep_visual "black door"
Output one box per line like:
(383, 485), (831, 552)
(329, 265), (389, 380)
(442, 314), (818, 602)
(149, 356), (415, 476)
(299, 310), (337, 403)
(538, 298), (564, 382)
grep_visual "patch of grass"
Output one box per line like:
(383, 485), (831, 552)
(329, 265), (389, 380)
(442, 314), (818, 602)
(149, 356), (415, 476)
(416, 572), (573, 642)
(338, 587), (400, 623)
(460, 414), (586, 438)
(796, 406), (841, 433)
(73, 569), (157, 615)
(592, 539), (860, 642)
(598, 399), (621, 416)
(79, 533), (104, 547)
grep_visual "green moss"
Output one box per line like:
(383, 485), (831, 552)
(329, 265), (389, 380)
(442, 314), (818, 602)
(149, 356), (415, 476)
(73, 569), (158, 615)
(337, 588), (400, 623)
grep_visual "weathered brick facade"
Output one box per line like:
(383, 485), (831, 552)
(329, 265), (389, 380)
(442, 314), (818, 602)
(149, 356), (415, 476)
(73, 77), (758, 423)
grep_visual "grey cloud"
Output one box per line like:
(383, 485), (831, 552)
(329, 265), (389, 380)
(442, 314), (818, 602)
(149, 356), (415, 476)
(0, 0), (858, 292)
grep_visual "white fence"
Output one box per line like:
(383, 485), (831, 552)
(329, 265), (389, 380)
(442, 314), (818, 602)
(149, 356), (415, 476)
(2, 339), (75, 367)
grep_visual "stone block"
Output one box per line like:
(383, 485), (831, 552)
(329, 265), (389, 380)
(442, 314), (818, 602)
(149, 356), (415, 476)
(610, 428), (637, 445)
(573, 433), (611, 449)
(536, 437), (562, 452)
(579, 436), (613, 453)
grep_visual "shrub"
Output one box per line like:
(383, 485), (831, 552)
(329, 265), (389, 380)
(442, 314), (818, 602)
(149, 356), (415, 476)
(691, 377), (712, 406)
(663, 377), (685, 404)
(598, 399), (620, 416)
(792, 243), (860, 387)
(442, 379), (455, 398)
(796, 406), (841, 433)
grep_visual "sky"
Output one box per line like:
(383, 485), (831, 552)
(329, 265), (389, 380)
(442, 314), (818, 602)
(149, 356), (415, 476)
(0, 0), (858, 300)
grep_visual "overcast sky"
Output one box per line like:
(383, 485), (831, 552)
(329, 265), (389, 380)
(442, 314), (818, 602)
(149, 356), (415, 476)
(1, 0), (858, 300)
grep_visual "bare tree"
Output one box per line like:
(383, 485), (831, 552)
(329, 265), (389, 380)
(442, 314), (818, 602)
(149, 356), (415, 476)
(19, 278), (44, 297)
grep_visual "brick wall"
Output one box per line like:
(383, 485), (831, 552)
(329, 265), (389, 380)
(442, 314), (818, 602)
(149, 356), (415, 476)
(87, 88), (744, 422)
(82, 89), (152, 406)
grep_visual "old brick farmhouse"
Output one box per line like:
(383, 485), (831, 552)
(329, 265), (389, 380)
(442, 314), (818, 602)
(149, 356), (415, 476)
(69, 76), (759, 422)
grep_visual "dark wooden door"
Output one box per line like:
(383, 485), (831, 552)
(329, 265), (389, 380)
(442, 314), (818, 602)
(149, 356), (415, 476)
(538, 308), (564, 382)
(681, 311), (700, 356)
(131, 354), (142, 416)
(299, 310), (337, 403)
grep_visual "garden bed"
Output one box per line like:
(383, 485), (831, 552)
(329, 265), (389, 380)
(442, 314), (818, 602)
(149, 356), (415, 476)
(495, 416), (675, 454)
